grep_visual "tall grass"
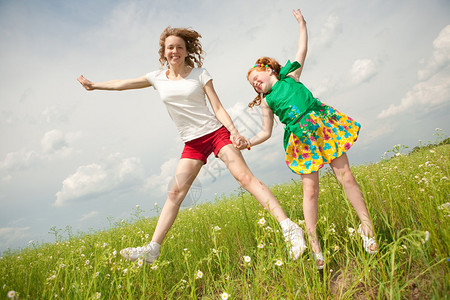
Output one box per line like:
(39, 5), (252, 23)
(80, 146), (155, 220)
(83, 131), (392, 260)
(1, 140), (449, 299)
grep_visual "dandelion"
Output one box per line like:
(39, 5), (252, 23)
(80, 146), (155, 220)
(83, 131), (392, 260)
(243, 256), (251, 263)
(7, 291), (16, 298)
(258, 217), (266, 226)
(275, 259), (283, 267)
(196, 270), (203, 279)
(257, 243), (264, 249)
(96, 292), (101, 299)
(221, 292), (230, 299)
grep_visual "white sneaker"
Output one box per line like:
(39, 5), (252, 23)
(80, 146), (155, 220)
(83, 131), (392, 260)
(120, 241), (160, 264)
(282, 222), (307, 260)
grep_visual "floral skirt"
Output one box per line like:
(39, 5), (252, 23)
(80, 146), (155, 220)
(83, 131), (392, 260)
(285, 106), (360, 175)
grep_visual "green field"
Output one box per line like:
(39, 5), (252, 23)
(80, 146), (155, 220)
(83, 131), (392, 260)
(1, 137), (449, 299)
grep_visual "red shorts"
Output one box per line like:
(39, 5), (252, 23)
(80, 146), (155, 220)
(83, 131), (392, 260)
(181, 126), (232, 163)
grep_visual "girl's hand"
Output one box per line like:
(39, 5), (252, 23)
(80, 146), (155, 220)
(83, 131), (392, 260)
(232, 134), (251, 150)
(292, 9), (306, 25)
(77, 75), (95, 91)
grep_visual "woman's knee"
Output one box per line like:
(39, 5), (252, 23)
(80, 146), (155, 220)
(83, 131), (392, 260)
(167, 184), (189, 207)
(235, 171), (254, 189)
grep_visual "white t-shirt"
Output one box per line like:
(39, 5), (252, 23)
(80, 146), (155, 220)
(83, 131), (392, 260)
(146, 68), (223, 142)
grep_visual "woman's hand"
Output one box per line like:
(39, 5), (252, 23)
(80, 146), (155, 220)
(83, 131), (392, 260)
(77, 75), (95, 91)
(232, 134), (251, 150)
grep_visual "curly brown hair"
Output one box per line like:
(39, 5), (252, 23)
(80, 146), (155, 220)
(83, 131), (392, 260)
(247, 57), (282, 108)
(158, 26), (204, 68)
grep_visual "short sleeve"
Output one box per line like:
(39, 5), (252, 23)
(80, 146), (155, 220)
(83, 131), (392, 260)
(145, 70), (159, 90)
(199, 68), (213, 86)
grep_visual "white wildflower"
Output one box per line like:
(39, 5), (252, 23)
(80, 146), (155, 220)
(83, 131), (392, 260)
(258, 217), (266, 226)
(275, 259), (283, 266)
(221, 292), (229, 300)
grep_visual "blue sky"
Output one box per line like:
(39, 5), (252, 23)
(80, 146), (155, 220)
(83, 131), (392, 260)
(1, 0), (449, 252)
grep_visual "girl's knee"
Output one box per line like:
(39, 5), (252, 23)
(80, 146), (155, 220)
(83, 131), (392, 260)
(303, 183), (319, 200)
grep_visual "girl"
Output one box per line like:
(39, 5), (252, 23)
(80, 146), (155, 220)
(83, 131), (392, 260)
(241, 9), (377, 268)
(77, 26), (307, 264)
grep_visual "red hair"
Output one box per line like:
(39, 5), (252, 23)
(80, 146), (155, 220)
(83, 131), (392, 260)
(247, 57), (281, 108)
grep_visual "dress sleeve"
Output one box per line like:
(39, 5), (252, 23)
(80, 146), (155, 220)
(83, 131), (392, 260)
(199, 68), (213, 86)
(278, 60), (301, 79)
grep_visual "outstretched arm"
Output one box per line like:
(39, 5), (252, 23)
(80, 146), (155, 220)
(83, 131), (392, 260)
(77, 75), (151, 91)
(288, 9), (308, 81)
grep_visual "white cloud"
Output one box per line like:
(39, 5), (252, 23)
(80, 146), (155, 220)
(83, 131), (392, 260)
(418, 25), (450, 81)
(312, 12), (342, 48)
(41, 130), (69, 154)
(350, 58), (378, 85)
(378, 24), (450, 119)
(79, 211), (99, 222)
(0, 226), (32, 250)
(0, 149), (38, 173)
(145, 157), (178, 195)
(54, 154), (144, 207)
(0, 130), (80, 180)
(378, 75), (450, 118)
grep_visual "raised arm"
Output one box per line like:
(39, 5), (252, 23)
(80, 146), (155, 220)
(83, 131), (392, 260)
(288, 9), (308, 81)
(77, 75), (151, 91)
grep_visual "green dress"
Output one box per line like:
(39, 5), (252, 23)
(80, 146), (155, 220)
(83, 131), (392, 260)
(265, 60), (361, 174)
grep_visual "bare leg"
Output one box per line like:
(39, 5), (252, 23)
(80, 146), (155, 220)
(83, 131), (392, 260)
(151, 158), (204, 244)
(217, 144), (288, 222)
(300, 172), (321, 254)
(330, 153), (376, 251)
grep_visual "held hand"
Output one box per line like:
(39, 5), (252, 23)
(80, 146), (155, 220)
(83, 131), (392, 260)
(77, 75), (95, 91)
(292, 9), (306, 24)
(232, 134), (251, 150)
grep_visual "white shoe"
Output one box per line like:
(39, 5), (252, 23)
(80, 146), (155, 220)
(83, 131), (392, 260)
(283, 221), (307, 260)
(120, 241), (160, 264)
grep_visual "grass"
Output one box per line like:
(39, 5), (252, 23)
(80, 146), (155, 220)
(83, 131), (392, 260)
(1, 137), (449, 299)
